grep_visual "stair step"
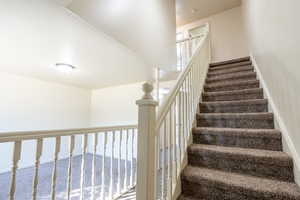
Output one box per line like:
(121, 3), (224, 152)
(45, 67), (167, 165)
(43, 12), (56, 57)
(193, 127), (282, 151)
(197, 113), (274, 129)
(178, 195), (206, 200)
(202, 88), (264, 102)
(188, 144), (293, 182)
(199, 99), (268, 113)
(207, 66), (253, 77)
(181, 166), (300, 200)
(209, 62), (252, 72)
(210, 57), (251, 67)
(206, 71), (257, 84)
(204, 80), (259, 92)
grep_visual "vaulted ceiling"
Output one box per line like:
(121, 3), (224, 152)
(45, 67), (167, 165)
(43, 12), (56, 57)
(176, 0), (241, 26)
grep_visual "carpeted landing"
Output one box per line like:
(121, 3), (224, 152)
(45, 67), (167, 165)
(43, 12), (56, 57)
(178, 57), (300, 200)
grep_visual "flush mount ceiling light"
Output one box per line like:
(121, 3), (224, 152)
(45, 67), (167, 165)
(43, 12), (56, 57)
(55, 63), (76, 73)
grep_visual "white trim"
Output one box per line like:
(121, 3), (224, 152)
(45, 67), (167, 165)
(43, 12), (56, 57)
(250, 53), (300, 185)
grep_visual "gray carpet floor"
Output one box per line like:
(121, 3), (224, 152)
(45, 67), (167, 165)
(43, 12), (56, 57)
(0, 154), (136, 200)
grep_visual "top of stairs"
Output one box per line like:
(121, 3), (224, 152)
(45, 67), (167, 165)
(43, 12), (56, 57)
(210, 56), (251, 67)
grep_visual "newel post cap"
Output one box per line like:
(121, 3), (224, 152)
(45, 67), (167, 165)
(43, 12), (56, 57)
(136, 82), (158, 106)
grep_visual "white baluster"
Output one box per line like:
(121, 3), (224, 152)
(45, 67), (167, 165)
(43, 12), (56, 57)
(184, 79), (189, 145)
(193, 66), (197, 115)
(161, 121), (166, 199)
(101, 133), (108, 200)
(117, 130), (122, 195)
(109, 131), (115, 199)
(51, 136), (61, 200)
(136, 82), (158, 200)
(67, 136), (75, 200)
(80, 134), (88, 200)
(156, 129), (161, 199)
(173, 101), (178, 178)
(32, 139), (43, 200)
(186, 76), (191, 133)
(124, 129), (129, 190)
(169, 111), (173, 197)
(186, 75), (190, 132)
(182, 84), (187, 151)
(190, 70), (195, 116)
(130, 129), (135, 187)
(178, 91), (182, 164)
(92, 133), (98, 200)
(9, 141), (22, 200)
(189, 72), (193, 129)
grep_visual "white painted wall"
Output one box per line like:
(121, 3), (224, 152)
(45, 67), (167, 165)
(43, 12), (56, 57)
(0, 0), (149, 89)
(242, 0), (300, 184)
(177, 6), (249, 62)
(0, 72), (91, 173)
(90, 80), (177, 127)
(90, 83), (143, 127)
(68, 0), (177, 70)
(0, 72), (91, 132)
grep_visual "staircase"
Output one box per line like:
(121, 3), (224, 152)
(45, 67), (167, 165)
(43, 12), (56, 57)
(178, 57), (300, 200)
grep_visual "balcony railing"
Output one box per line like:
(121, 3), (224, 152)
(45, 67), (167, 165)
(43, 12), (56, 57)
(0, 125), (137, 200)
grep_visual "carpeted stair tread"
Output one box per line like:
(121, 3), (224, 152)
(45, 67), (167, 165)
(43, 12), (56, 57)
(204, 79), (259, 92)
(197, 112), (274, 129)
(200, 99), (267, 107)
(207, 66), (254, 77)
(209, 63), (252, 72)
(197, 112), (273, 120)
(202, 88), (264, 102)
(206, 71), (257, 84)
(192, 127), (282, 150)
(187, 144), (294, 182)
(181, 166), (300, 200)
(193, 127), (281, 139)
(188, 144), (292, 165)
(178, 195), (206, 200)
(200, 99), (268, 113)
(210, 56), (251, 67)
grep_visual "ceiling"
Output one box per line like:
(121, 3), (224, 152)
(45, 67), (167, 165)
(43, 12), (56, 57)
(176, 0), (241, 26)
(0, 1), (150, 89)
(0, 0), (177, 90)
(68, 0), (177, 71)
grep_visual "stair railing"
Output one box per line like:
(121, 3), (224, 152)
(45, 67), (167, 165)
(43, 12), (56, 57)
(176, 34), (206, 71)
(136, 23), (211, 200)
(0, 125), (137, 200)
(154, 33), (207, 107)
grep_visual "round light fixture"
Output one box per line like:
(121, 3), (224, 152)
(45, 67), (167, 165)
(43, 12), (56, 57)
(55, 63), (76, 73)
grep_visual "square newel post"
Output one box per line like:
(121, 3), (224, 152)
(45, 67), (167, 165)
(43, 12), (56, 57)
(136, 82), (158, 200)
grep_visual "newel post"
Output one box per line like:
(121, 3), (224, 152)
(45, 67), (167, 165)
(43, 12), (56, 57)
(136, 82), (158, 200)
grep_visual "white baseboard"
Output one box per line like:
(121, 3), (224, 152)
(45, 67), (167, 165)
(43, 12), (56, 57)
(250, 54), (300, 185)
